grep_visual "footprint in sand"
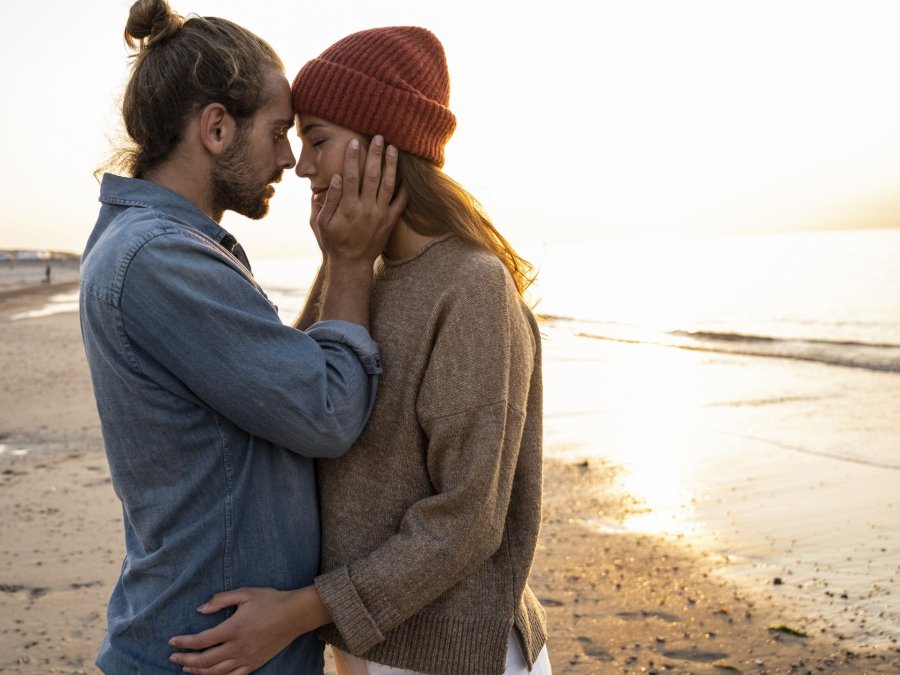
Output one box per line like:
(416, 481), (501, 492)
(576, 636), (614, 661)
(662, 648), (730, 663)
(616, 610), (680, 623)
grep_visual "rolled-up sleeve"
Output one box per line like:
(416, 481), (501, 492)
(306, 321), (383, 376)
(117, 230), (379, 457)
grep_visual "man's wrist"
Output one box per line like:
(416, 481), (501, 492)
(319, 260), (373, 327)
(325, 257), (375, 280)
(324, 259), (375, 295)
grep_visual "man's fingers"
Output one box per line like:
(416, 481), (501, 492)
(377, 144), (398, 208)
(361, 135), (385, 203)
(315, 175), (343, 231)
(318, 136), (402, 265)
(342, 138), (361, 197)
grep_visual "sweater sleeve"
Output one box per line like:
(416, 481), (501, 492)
(314, 261), (538, 653)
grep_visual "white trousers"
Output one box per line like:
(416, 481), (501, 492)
(332, 630), (552, 675)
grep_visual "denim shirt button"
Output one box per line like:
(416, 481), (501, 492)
(374, 357), (382, 369)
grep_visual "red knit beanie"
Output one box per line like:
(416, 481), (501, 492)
(291, 26), (457, 167)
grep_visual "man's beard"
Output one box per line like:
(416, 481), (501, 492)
(211, 127), (281, 220)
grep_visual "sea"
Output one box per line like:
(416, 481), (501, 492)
(529, 227), (900, 375)
(255, 227), (900, 374)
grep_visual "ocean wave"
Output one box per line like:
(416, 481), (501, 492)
(669, 329), (900, 350)
(537, 315), (900, 373)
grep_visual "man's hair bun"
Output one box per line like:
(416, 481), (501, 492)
(124, 0), (183, 50)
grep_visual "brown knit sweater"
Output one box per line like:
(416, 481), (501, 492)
(314, 234), (546, 675)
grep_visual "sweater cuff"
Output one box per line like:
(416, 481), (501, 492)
(315, 566), (385, 653)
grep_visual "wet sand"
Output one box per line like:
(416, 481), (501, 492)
(539, 323), (900, 655)
(2, 285), (899, 673)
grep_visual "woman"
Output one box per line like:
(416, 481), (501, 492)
(170, 26), (550, 675)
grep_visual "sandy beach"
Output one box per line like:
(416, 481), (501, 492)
(2, 278), (899, 673)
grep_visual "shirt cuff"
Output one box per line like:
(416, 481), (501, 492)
(306, 320), (383, 374)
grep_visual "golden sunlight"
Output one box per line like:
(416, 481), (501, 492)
(601, 345), (706, 538)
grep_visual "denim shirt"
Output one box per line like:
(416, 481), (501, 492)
(80, 174), (381, 673)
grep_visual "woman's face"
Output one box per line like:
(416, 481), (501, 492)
(295, 113), (368, 221)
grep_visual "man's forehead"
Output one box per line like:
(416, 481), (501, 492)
(260, 70), (294, 119)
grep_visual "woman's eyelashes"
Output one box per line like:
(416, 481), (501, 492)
(300, 135), (326, 150)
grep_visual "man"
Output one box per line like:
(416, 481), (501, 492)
(79, 2), (402, 672)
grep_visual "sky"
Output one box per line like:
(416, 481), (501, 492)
(2, 0), (900, 258)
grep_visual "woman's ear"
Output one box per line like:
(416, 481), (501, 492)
(198, 102), (237, 157)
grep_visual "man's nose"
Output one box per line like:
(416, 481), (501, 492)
(279, 141), (296, 171)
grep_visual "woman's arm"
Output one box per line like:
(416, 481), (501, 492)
(168, 586), (331, 673)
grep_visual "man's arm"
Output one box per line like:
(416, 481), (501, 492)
(119, 236), (374, 458)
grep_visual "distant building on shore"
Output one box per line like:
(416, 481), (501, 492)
(0, 250), (81, 263)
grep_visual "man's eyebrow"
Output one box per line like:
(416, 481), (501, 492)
(270, 118), (295, 129)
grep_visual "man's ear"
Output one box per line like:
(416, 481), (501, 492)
(198, 102), (236, 157)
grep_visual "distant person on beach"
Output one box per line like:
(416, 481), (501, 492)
(44, 264), (51, 284)
(78, 1), (403, 672)
(169, 27), (551, 675)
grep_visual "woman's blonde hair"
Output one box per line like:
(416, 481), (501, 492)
(397, 153), (535, 297)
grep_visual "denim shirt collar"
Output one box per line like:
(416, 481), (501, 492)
(99, 173), (230, 244)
